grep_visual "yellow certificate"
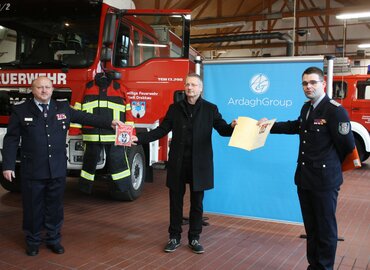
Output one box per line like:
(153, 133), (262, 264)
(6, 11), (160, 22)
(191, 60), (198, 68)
(229, 116), (276, 151)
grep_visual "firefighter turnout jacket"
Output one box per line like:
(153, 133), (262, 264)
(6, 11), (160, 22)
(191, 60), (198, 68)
(77, 73), (133, 194)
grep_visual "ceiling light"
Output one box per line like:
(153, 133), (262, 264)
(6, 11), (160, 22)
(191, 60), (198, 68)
(193, 21), (246, 30)
(336, 11), (370, 20)
(137, 43), (167, 48)
(358, 44), (370, 49)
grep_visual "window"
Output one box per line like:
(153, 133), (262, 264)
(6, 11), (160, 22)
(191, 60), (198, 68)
(117, 13), (187, 67)
(142, 36), (156, 62)
(114, 23), (130, 67)
(0, 1), (100, 68)
(134, 31), (140, 66)
(333, 81), (347, 99)
(357, 81), (370, 100)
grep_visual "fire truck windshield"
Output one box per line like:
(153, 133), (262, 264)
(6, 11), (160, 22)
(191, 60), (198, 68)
(0, 0), (101, 69)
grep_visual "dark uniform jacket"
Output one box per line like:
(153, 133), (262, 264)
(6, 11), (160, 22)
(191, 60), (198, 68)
(2, 99), (111, 179)
(137, 97), (233, 192)
(81, 73), (133, 141)
(271, 95), (355, 190)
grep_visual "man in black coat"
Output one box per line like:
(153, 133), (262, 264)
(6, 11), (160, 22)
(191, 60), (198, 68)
(259, 67), (355, 270)
(132, 73), (236, 254)
(2, 76), (122, 256)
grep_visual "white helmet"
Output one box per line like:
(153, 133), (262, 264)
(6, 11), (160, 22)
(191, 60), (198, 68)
(51, 34), (66, 50)
(66, 33), (82, 51)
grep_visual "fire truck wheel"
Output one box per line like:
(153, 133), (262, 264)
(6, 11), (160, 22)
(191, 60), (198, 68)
(0, 166), (21, 192)
(355, 137), (369, 162)
(110, 145), (146, 201)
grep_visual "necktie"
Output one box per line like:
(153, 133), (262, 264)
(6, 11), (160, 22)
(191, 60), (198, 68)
(306, 105), (313, 120)
(40, 103), (48, 118)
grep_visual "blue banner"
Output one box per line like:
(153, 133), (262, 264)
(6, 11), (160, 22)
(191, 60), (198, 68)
(203, 57), (324, 223)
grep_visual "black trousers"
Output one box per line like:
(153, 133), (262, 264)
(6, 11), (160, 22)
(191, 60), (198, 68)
(168, 160), (204, 242)
(80, 143), (129, 192)
(21, 177), (65, 246)
(298, 187), (339, 270)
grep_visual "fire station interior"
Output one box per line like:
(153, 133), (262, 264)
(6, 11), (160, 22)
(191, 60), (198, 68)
(0, 0), (370, 269)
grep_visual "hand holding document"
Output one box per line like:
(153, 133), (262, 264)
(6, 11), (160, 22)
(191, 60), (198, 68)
(342, 146), (361, 171)
(229, 117), (276, 151)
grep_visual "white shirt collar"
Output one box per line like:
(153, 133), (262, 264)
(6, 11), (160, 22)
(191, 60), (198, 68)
(311, 94), (325, 109)
(34, 98), (50, 111)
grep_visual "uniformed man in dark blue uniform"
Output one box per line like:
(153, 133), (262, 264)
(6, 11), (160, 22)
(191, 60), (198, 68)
(259, 67), (355, 270)
(2, 76), (123, 256)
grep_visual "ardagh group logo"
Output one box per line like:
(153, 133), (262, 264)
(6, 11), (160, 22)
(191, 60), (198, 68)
(250, 73), (269, 94)
(227, 72), (293, 108)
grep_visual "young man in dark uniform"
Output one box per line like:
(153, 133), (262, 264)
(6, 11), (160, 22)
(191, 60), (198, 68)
(2, 76), (122, 256)
(132, 73), (237, 254)
(259, 67), (355, 270)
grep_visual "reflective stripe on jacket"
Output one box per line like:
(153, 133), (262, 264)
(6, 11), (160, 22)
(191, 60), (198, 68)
(81, 80), (133, 142)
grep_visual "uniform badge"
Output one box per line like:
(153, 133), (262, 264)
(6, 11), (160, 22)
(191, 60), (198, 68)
(314, 119), (327, 125)
(131, 101), (146, 118)
(56, 113), (67, 120)
(24, 117), (33, 122)
(338, 122), (350, 135)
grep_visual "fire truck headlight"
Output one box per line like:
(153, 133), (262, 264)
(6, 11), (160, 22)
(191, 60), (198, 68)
(75, 141), (85, 151)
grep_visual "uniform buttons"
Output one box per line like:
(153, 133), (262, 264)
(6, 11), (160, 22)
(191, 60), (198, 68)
(323, 164), (326, 168)
(301, 151), (305, 155)
(304, 130), (307, 133)
(46, 125), (48, 128)
(47, 134), (50, 137)
(49, 155), (51, 158)
(303, 141), (306, 144)
(48, 145), (51, 147)
(317, 129), (320, 132)
(302, 162), (305, 165)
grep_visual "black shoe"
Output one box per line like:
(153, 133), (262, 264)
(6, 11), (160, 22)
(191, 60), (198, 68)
(46, 243), (65, 254)
(164, 239), (180, 253)
(188, 240), (204, 254)
(26, 245), (39, 256)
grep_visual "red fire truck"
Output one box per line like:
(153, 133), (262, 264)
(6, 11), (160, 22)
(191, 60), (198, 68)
(0, 0), (199, 199)
(331, 73), (370, 162)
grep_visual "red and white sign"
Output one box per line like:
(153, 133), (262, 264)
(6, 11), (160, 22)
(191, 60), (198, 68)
(115, 124), (134, 147)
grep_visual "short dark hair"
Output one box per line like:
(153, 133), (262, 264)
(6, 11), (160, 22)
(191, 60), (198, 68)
(302, 67), (324, 81)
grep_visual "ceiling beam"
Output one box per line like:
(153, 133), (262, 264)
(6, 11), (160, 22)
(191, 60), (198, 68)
(191, 5), (370, 26)
(183, 0), (207, 10)
(193, 0), (212, 19)
(191, 20), (370, 38)
(300, 0), (327, 41)
(193, 38), (369, 51)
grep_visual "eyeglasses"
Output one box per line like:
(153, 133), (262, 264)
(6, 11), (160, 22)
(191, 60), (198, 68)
(301, 80), (322, 86)
(185, 83), (199, 87)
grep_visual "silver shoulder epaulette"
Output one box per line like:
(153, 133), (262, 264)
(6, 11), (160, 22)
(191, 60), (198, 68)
(330, 99), (341, 107)
(14, 100), (26, 105)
